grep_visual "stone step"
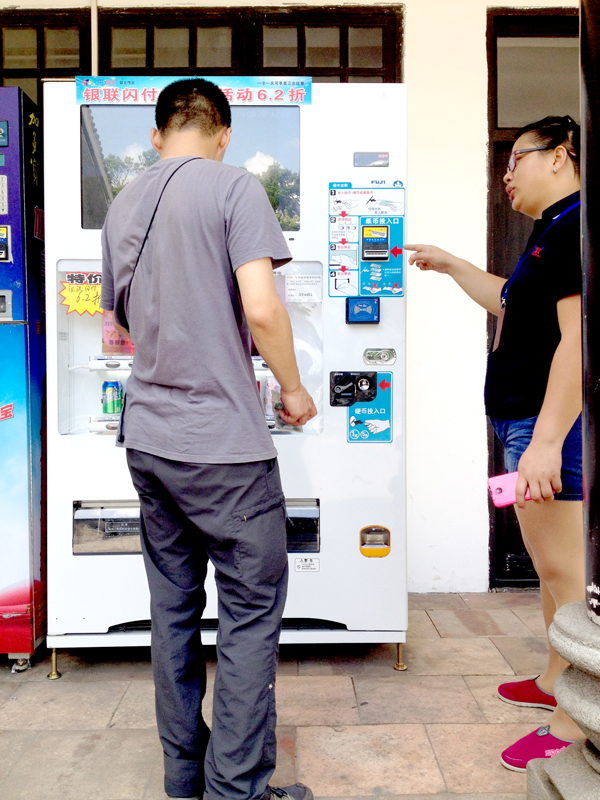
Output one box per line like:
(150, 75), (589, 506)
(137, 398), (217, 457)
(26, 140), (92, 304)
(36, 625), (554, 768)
(526, 757), (562, 800)
(549, 602), (600, 678)
(545, 741), (600, 799)
(582, 739), (600, 774)
(554, 667), (600, 750)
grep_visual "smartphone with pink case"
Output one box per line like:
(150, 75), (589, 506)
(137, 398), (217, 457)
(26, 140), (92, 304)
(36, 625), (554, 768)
(488, 471), (531, 507)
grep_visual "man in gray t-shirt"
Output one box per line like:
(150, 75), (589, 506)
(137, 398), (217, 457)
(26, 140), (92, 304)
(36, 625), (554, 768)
(101, 79), (316, 800)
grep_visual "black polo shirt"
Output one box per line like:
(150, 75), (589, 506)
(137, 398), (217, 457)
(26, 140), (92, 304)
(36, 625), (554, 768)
(484, 191), (581, 420)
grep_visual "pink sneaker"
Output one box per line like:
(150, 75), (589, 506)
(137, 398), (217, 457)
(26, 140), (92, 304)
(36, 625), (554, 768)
(497, 677), (557, 710)
(501, 725), (574, 772)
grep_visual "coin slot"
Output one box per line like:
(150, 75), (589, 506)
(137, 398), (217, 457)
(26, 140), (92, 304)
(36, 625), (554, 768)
(360, 525), (391, 558)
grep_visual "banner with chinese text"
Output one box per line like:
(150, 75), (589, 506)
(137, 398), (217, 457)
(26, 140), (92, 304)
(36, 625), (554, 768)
(76, 76), (311, 106)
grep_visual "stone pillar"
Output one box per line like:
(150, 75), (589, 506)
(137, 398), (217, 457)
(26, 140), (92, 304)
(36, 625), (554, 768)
(527, 2), (600, 797)
(527, 603), (600, 798)
(581, 0), (600, 624)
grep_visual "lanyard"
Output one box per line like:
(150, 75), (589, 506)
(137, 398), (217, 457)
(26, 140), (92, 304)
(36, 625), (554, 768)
(500, 200), (580, 307)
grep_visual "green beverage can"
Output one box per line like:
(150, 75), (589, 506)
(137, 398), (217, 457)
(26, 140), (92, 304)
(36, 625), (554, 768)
(102, 381), (123, 414)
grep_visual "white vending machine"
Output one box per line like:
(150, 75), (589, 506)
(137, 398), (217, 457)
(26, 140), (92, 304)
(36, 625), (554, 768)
(44, 77), (407, 655)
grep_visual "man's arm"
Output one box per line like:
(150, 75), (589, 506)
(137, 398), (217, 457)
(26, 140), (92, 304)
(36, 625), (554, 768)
(236, 257), (317, 426)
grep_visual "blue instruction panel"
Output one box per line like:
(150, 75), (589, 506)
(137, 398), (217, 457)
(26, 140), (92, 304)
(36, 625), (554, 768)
(329, 184), (405, 298)
(347, 373), (393, 443)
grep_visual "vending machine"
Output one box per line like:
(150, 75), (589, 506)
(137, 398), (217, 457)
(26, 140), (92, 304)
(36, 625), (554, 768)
(44, 77), (407, 653)
(0, 87), (46, 666)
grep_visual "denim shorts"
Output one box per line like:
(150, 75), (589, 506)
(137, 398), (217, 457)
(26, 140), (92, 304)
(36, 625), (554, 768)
(490, 414), (583, 501)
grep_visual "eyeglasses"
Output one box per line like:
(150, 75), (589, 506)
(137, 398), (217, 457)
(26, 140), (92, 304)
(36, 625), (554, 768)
(507, 146), (553, 173)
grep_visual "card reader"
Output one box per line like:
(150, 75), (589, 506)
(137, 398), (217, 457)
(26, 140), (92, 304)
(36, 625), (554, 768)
(346, 297), (380, 324)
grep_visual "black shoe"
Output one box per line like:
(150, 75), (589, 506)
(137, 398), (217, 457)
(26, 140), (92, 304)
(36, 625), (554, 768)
(268, 784), (314, 800)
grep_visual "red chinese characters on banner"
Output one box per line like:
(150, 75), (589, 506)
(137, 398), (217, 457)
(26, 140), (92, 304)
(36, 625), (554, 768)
(83, 87), (101, 102)
(102, 87), (121, 102)
(218, 85), (309, 104)
(0, 403), (14, 421)
(82, 86), (157, 103)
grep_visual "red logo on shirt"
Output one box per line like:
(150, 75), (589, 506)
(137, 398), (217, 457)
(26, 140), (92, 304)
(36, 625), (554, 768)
(531, 246), (544, 258)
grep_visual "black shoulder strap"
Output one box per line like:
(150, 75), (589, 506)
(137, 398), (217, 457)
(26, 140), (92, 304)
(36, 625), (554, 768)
(117, 157), (201, 331)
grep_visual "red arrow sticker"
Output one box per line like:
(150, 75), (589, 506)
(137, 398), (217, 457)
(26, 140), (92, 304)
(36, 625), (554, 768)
(340, 238), (348, 244)
(340, 210), (348, 217)
(379, 378), (391, 391)
(391, 245), (403, 258)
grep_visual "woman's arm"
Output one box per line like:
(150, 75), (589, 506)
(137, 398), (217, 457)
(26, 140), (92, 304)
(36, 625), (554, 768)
(406, 244), (506, 315)
(515, 294), (582, 506)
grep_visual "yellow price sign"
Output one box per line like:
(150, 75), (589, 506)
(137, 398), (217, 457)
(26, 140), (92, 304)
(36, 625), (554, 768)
(59, 272), (104, 316)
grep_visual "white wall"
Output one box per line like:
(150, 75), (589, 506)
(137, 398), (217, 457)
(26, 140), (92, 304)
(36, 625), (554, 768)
(402, 0), (576, 591)
(4, 0), (578, 591)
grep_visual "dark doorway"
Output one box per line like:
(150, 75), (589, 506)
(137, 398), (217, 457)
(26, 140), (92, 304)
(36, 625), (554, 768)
(487, 9), (579, 587)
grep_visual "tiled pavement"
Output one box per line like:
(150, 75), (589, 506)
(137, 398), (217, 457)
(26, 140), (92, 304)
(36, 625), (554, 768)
(0, 591), (551, 799)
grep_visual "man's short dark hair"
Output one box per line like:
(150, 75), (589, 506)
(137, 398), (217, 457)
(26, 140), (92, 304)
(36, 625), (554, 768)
(155, 78), (232, 136)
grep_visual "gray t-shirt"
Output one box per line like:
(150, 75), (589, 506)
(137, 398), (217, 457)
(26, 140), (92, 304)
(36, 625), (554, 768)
(101, 156), (292, 463)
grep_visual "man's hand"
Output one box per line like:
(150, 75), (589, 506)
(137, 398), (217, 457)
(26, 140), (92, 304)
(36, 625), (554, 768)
(279, 385), (317, 426)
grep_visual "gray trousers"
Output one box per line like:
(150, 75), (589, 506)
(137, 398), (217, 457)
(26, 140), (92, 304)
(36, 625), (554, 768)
(126, 449), (289, 800)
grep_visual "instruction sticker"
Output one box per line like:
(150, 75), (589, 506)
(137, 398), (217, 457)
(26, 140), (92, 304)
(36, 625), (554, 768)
(348, 372), (393, 443)
(294, 557), (320, 572)
(285, 275), (322, 303)
(328, 184), (405, 298)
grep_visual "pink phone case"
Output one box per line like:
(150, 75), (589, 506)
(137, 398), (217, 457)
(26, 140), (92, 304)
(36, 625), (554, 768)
(488, 472), (531, 507)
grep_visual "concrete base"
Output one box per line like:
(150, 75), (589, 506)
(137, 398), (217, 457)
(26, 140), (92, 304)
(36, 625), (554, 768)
(553, 666), (600, 750)
(527, 602), (600, 799)
(527, 757), (563, 800)
(528, 741), (600, 800)
(549, 601), (600, 676)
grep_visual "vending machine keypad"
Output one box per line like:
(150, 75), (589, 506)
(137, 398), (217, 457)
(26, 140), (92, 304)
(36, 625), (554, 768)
(0, 175), (8, 214)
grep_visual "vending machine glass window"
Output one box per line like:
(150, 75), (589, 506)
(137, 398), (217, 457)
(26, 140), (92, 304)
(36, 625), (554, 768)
(56, 260), (133, 435)
(81, 104), (300, 231)
(55, 257), (323, 436)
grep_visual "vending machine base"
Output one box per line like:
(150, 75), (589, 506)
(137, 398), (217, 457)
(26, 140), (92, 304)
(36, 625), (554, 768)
(47, 628), (406, 649)
(45, 634), (407, 680)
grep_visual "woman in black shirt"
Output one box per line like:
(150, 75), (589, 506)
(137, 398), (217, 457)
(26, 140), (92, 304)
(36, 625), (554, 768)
(406, 116), (584, 773)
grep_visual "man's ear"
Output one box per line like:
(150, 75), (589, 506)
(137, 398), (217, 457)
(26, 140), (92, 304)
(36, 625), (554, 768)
(216, 127), (232, 160)
(150, 128), (163, 155)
